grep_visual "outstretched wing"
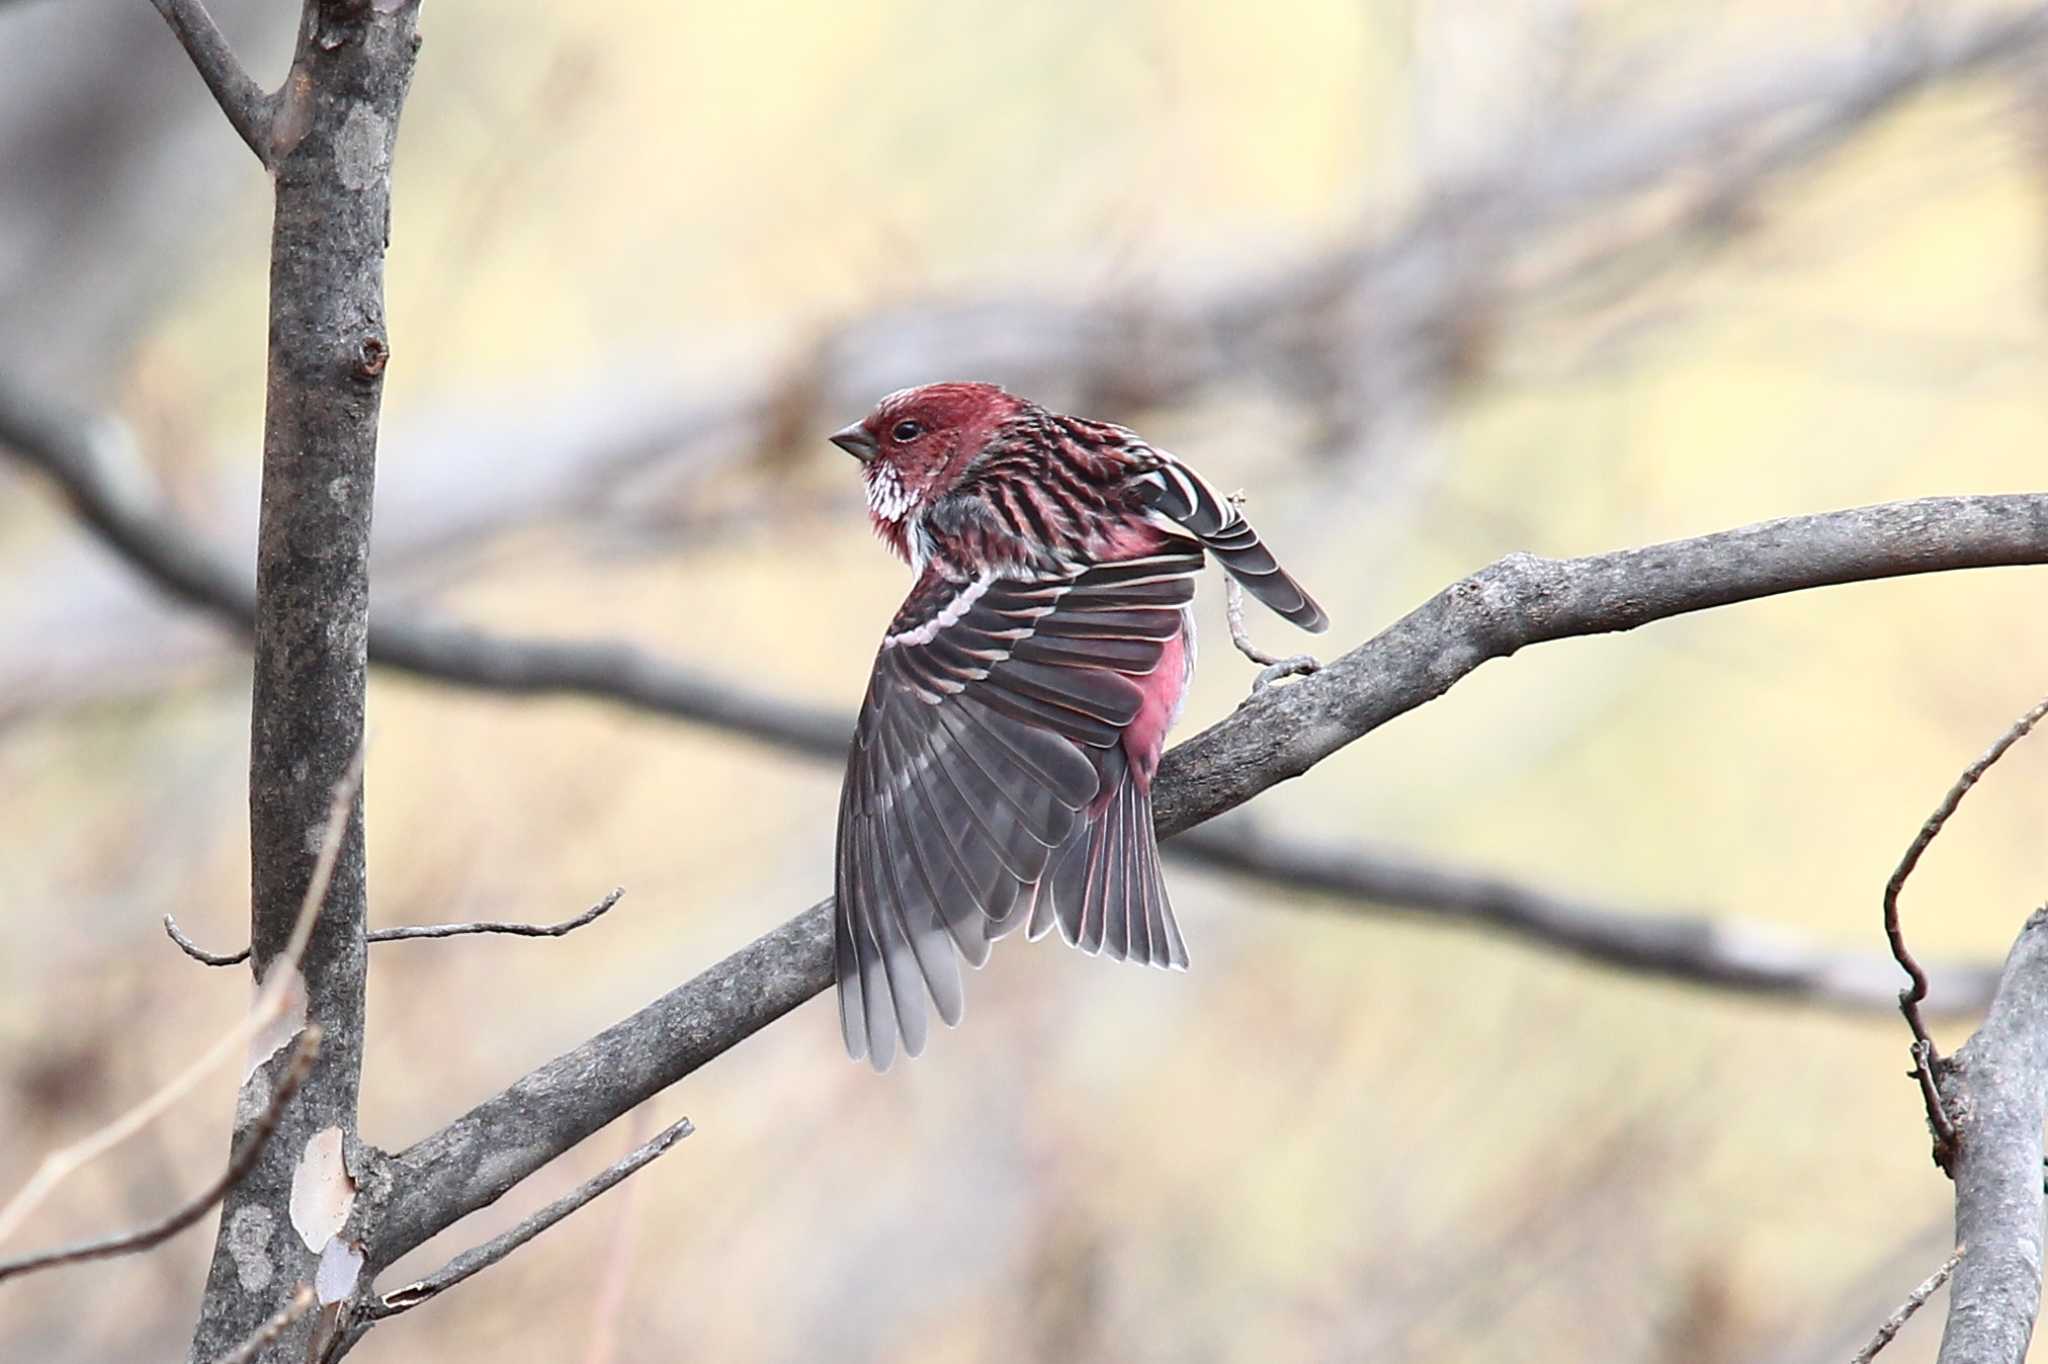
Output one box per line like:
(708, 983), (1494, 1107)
(835, 546), (1202, 1070)
(1131, 454), (1329, 633)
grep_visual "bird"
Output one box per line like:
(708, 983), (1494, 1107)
(828, 381), (1326, 1070)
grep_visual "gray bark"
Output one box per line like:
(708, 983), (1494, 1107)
(182, 3), (421, 1361)
(1936, 908), (2048, 1363)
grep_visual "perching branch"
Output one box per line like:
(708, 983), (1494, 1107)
(0, 1030), (318, 1284)
(1149, 497), (2048, 838)
(1933, 910), (2048, 1363)
(162, 888), (627, 968)
(367, 493), (2048, 1275)
(146, 0), (276, 165)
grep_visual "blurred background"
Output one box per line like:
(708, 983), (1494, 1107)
(3, 1), (2047, 1360)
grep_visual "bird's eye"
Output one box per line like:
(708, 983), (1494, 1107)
(890, 420), (924, 443)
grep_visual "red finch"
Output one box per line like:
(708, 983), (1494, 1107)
(829, 382), (1326, 1069)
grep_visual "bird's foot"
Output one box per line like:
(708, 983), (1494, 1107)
(1251, 654), (1321, 691)
(1225, 576), (1320, 690)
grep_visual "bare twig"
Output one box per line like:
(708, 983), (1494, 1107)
(146, 0), (275, 165)
(0, 1030), (320, 1284)
(1853, 1247), (1965, 1363)
(365, 888), (624, 944)
(370, 1116), (694, 1321)
(164, 888), (627, 968)
(163, 914), (255, 968)
(0, 749), (360, 1249)
(208, 1285), (316, 1364)
(578, 1108), (654, 1364)
(1885, 694), (2048, 1169)
(1934, 909), (2048, 1363)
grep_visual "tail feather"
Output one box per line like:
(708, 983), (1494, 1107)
(1045, 776), (1187, 970)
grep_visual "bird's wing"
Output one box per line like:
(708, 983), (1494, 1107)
(835, 546), (1202, 1070)
(1130, 453), (1329, 633)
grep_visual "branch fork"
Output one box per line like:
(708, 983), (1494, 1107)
(1884, 694), (2048, 1174)
(148, 0), (279, 166)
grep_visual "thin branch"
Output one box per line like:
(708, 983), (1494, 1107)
(1935, 909), (2048, 1363)
(370, 494), (2048, 1269)
(1854, 1247), (1965, 1364)
(370, 1116), (694, 1320)
(164, 887), (627, 968)
(0, 1029), (320, 1283)
(0, 372), (846, 762)
(1174, 821), (2002, 1015)
(1885, 694), (2048, 1169)
(146, 0), (275, 165)
(579, 1108), (654, 1364)
(208, 1284), (316, 1364)
(0, 749), (361, 1249)
(163, 914), (254, 967)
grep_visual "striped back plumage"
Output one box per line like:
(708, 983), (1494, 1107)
(941, 406), (1330, 636)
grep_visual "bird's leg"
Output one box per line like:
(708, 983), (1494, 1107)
(1223, 491), (1320, 691)
(1225, 578), (1321, 689)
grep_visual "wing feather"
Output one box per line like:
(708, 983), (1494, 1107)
(834, 553), (1202, 1068)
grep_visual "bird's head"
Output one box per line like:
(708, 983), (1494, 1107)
(830, 382), (1023, 554)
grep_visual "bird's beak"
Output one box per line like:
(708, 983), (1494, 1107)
(829, 423), (879, 462)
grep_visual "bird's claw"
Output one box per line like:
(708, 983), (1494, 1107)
(1251, 654), (1320, 692)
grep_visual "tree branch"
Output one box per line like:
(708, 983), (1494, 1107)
(1174, 820), (2001, 1015)
(162, 888), (627, 968)
(1148, 497), (2048, 837)
(0, 1030), (318, 1284)
(368, 493), (2048, 1273)
(1934, 910), (2048, 1363)
(0, 371), (846, 763)
(146, 0), (276, 165)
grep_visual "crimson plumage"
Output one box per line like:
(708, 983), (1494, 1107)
(829, 382), (1326, 1069)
